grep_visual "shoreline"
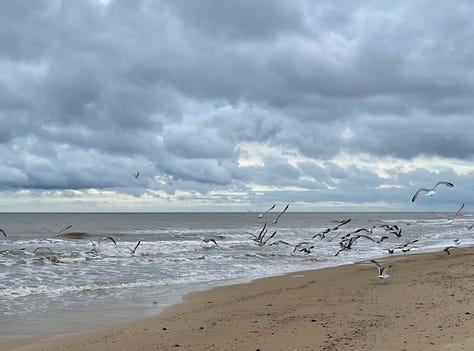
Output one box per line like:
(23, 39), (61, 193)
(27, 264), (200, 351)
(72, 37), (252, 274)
(2, 247), (474, 350)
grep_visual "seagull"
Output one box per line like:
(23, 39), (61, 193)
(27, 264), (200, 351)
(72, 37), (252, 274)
(248, 204), (276, 219)
(133, 171), (140, 179)
(430, 203), (465, 223)
(268, 239), (292, 246)
(298, 245), (315, 254)
(98, 236), (117, 246)
(379, 224), (402, 238)
(443, 246), (456, 255)
(411, 181), (454, 202)
(57, 225), (73, 236)
(259, 230), (277, 246)
(127, 241), (141, 254)
(33, 246), (54, 254)
(0, 228), (7, 238)
(41, 224), (73, 236)
(371, 260), (390, 279)
(293, 241), (313, 252)
(312, 218), (351, 240)
(201, 238), (219, 248)
(271, 204), (289, 224)
(395, 239), (419, 249)
(249, 222), (267, 243)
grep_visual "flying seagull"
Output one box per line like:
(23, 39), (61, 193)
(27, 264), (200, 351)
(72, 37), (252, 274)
(127, 241), (141, 254)
(371, 260), (390, 279)
(98, 236), (117, 246)
(430, 203), (465, 223)
(0, 228), (7, 238)
(133, 171), (140, 179)
(41, 224), (73, 236)
(201, 238), (219, 248)
(443, 246), (456, 255)
(271, 204), (289, 224)
(411, 181), (454, 202)
(33, 246), (54, 254)
(248, 204), (276, 219)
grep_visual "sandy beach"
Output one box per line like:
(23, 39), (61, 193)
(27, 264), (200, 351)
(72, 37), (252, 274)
(2, 247), (474, 351)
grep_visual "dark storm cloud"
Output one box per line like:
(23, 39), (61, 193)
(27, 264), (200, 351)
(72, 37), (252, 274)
(0, 0), (473, 209)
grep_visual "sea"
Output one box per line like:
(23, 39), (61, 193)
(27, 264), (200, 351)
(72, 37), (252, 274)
(0, 211), (472, 340)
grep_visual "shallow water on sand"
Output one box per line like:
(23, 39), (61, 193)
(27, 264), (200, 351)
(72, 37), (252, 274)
(1, 211), (472, 339)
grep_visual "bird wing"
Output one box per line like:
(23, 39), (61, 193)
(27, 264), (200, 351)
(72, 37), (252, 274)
(133, 240), (141, 252)
(434, 181), (454, 189)
(411, 188), (430, 202)
(370, 260), (384, 275)
(58, 225), (72, 234)
(451, 202), (465, 219)
(264, 204), (276, 213)
(273, 204), (289, 222)
(99, 236), (117, 245)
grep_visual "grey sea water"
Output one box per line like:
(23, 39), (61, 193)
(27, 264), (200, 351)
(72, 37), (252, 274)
(0, 211), (472, 340)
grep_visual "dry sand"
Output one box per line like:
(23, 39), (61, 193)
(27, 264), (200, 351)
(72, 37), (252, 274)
(2, 247), (474, 351)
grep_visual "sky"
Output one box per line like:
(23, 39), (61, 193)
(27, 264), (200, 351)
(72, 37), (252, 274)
(0, 0), (473, 212)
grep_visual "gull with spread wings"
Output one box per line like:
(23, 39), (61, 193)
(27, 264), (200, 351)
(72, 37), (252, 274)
(411, 181), (454, 202)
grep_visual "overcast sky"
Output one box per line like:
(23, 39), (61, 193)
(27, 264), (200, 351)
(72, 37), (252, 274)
(0, 0), (473, 212)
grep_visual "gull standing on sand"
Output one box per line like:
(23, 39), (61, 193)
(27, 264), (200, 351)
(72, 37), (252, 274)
(371, 260), (390, 279)
(411, 181), (454, 202)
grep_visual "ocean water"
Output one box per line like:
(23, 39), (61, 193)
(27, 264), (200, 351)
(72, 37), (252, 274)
(0, 211), (473, 340)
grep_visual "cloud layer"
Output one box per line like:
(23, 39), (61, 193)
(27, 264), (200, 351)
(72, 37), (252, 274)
(0, 0), (473, 211)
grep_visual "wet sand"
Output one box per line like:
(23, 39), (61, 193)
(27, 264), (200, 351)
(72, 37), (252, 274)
(2, 247), (474, 350)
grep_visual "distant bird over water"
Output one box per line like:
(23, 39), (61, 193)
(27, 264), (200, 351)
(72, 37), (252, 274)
(127, 241), (141, 254)
(0, 228), (7, 238)
(133, 171), (140, 179)
(98, 236), (117, 246)
(430, 203), (465, 223)
(271, 204), (289, 224)
(411, 181), (454, 202)
(248, 204), (276, 219)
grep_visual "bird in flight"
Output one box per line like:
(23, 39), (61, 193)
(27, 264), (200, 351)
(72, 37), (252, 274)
(430, 203), (465, 223)
(0, 228), (7, 238)
(271, 204), (289, 224)
(411, 181), (454, 202)
(127, 241), (141, 254)
(371, 260), (390, 279)
(98, 236), (117, 246)
(443, 246), (456, 255)
(248, 204), (276, 219)
(133, 171), (140, 179)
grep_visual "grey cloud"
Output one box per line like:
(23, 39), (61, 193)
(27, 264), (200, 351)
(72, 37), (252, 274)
(0, 0), (473, 209)
(169, 0), (304, 40)
(162, 125), (235, 160)
(158, 158), (233, 185)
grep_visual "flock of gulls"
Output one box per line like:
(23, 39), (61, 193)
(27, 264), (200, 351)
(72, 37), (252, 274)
(242, 180), (465, 280)
(0, 179), (468, 280)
